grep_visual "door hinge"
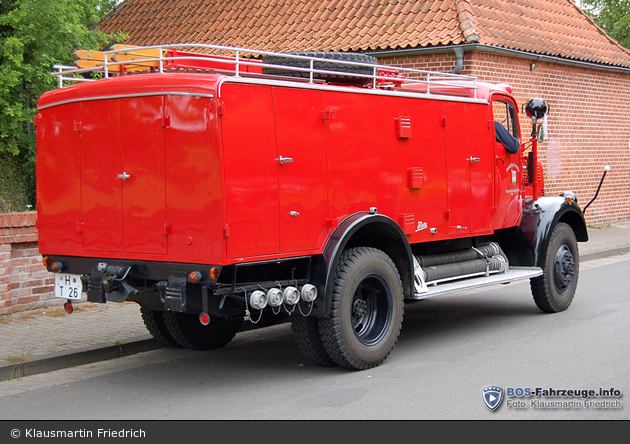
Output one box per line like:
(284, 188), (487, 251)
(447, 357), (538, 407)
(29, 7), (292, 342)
(163, 223), (171, 236)
(162, 114), (171, 128)
(224, 225), (230, 238)
(218, 103), (225, 116)
(76, 221), (84, 233)
(74, 120), (82, 132)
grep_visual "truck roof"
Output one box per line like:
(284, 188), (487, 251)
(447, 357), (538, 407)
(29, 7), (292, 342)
(41, 44), (512, 108)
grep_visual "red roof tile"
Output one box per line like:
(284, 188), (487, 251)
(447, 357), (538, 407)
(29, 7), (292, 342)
(97, 0), (630, 68)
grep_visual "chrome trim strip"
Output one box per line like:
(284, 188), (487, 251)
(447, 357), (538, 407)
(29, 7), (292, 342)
(38, 91), (215, 110)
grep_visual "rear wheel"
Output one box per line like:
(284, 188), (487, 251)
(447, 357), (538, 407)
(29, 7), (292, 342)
(531, 222), (579, 313)
(140, 306), (181, 348)
(318, 247), (404, 370)
(163, 312), (243, 350)
(291, 315), (337, 367)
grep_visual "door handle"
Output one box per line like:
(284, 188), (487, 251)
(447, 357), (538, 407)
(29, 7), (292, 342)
(279, 156), (293, 165)
(466, 157), (481, 164)
(117, 172), (131, 180)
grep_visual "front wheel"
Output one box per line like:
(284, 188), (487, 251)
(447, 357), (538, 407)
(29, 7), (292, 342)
(531, 222), (579, 313)
(318, 247), (404, 370)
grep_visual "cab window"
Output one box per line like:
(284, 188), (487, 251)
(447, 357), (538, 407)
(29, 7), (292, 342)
(492, 99), (520, 154)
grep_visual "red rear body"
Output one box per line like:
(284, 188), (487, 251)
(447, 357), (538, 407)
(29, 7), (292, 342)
(37, 72), (524, 267)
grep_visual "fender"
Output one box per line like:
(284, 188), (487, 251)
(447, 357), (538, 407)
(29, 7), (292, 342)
(502, 196), (588, 268)
(308, 212), (414, 317)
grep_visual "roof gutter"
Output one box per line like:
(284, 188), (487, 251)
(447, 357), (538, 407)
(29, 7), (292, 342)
(367, 44), (630, 74)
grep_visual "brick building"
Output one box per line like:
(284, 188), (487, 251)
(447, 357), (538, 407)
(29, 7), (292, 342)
(97, 0), (630, 225)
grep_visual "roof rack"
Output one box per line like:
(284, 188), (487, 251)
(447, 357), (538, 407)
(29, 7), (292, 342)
(52, 43), (479, 99)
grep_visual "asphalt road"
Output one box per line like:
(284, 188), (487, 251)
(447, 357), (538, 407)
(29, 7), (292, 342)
(1, 254), (628, 421)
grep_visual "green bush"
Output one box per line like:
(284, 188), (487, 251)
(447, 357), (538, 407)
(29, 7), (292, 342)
(0, 0), (126, 212)
(0, 152), (34, 213)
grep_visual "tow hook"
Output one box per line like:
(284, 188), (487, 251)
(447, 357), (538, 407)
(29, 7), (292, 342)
(86, 263), (136, 303)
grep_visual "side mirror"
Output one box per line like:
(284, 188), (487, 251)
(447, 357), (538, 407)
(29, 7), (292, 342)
(524, 98), (549, 140)
(525, 98), (549, 120)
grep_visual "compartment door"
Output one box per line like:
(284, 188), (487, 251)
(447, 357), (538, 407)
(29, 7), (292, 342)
(443, 102), (471, 236)
(119, 96), (167, 254)
(466, 102), (494, 235)
(80, 100), (124, 252)
(222, 84), (280, 259)
(79, 97), (167, 254)
(272, 87), (328, 253)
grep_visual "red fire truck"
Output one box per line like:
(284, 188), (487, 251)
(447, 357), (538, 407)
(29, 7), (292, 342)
(36, 44), (588, 370)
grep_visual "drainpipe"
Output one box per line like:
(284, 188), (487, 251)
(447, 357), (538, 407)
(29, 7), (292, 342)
(452, 47), (464, 74)
(453, 0), (479, 74)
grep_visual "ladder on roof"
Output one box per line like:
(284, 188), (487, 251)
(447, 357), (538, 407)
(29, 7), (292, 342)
(52, 43), (479, 98)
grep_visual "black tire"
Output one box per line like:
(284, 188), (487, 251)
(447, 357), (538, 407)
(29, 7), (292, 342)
(290, 314), (337, 367)
(318, 247), (404, 370)
(163, 311), (243, 351)
(261, 52), (378, 85)
(531, 222), (579, 313)
(139, 306), (181, 348)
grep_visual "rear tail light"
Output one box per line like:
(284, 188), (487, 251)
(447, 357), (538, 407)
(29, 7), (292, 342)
(199, 312), (210, 326)
(188, 271), (202, 283)
(43, 256), (65, 273)
(49, 262), (65, 273)
(64, 301), (74, 314)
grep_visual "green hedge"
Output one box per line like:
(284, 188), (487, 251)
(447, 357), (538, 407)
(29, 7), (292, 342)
(0, 153), (34, 213)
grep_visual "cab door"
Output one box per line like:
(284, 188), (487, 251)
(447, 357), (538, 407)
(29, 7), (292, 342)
(491, 96), (523, 229)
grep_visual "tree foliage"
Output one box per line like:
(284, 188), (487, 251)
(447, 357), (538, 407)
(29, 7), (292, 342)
(0, 0), (125, 210)
(580, 0), (630, 49)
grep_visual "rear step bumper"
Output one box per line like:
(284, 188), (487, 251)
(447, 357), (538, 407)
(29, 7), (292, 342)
(413, 266), (543, 300)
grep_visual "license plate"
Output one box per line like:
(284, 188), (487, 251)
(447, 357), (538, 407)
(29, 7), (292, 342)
(54, 273), (82, 300)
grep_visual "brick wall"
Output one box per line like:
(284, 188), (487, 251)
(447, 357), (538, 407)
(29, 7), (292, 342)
(0, 212), (56, 315)
(379, 49), (630, 225)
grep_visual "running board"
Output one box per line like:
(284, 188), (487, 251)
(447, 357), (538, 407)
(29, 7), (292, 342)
(412, 266), (543, 300)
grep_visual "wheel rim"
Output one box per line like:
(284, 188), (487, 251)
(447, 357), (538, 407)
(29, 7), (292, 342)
(351, 274), (392, 346)
(553, 242), (575, 294)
